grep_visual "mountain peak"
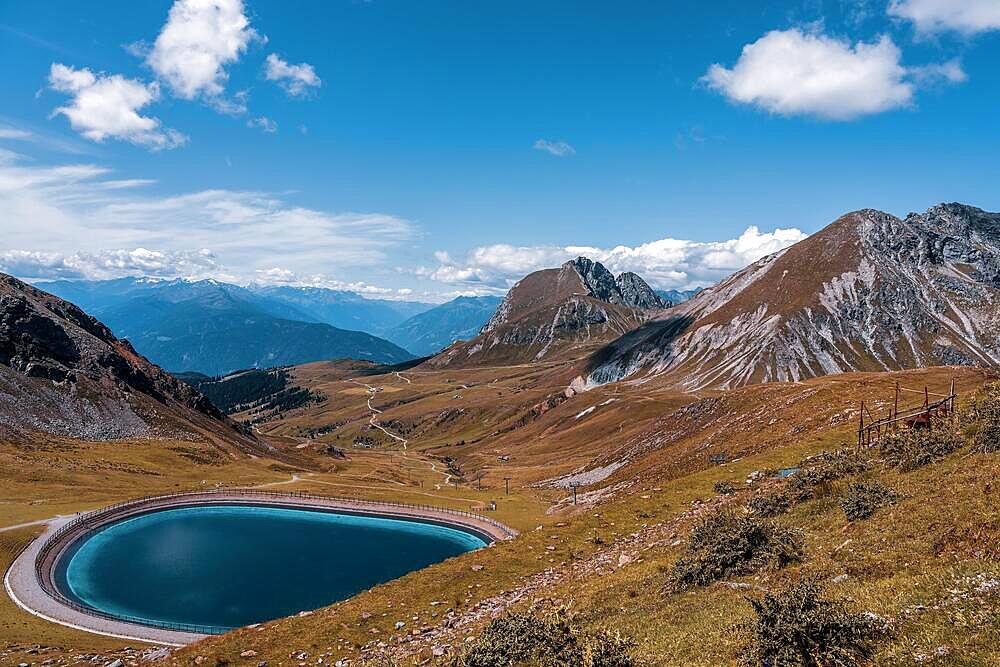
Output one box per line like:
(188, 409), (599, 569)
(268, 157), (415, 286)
(587, 203), (1000, 390)
(615, 272), (665, 310)
(429, 258), (663, 367)
(565, 256), (665, 310)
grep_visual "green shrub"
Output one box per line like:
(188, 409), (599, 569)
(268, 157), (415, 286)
(670, 510), (804, 590)
(878, 427), (960, 471)
(788, 450), (869, 503)
(453, 608), (636, 667)
(803, 449), (870, 476)
(740, 578), (884, 666)
(961, 381), (1000, 453)
(746, 490), (790, 518)
(839, 480), (899, 521)
(714, 480), (738, 495)
(585, 628), (637, 667)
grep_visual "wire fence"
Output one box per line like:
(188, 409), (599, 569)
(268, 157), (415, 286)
(33, 487), (516, 636)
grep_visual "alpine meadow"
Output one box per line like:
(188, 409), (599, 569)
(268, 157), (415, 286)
(2, 1), (1000, 666)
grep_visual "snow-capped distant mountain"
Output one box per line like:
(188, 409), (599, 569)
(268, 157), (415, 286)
(587, 204), (1000, 390)
(37, 278), (415, 374)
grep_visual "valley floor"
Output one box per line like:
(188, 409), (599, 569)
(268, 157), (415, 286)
(2, 365), (999, 665)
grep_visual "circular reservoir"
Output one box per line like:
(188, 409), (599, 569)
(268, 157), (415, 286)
(53, 504), (487, 633)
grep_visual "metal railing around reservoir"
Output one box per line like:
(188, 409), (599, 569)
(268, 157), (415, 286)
(32, 487), (516, 636)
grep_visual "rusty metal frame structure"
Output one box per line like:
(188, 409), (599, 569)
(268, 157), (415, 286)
(858, 379), (957, 447)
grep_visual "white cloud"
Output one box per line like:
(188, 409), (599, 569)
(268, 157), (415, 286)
(889, 0), (1000, 34)
(249, 267), (419, 300)
(0, 248), (221, 281)
(420, 226), (808, 291)
(147, 0), (259, 103)
(247, 116), (277, 133)
(0, 127), (33, 141)
(47, 63), (187, 150)
(208, 89), (249, 116)
(0, 150), (414, 284)
(910, 59), (969, 85)
(703, 28), (963, 120)
(533, 139), (576, 157)
(264, 53), (321, 97)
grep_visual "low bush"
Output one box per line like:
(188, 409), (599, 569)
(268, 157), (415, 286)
(961, 381), (1000, 453)
(878, 427), (960, 471)
(740, 578), (884, 666)
(453, 608), (636, 667)
(714, 479), (738, 495)
(804, 449), (871, 476)
(746, 489), (791, 518)
(670, 509), (804, 590)
(788, 450), (870, 503)
(840, 480), (899, 521)
(584, 628), (637, 667)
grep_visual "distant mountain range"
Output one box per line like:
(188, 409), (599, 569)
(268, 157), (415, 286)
(655, 289), (701, 306)
(0, 273), (260, 448)
(383, 296), (503, 356)
(430, 257), (663, 367)
(250, 285), (433, 335)
(38, 278), (415, 375)
(587, 203), (1000, 390)
(35, 278), (505, 375)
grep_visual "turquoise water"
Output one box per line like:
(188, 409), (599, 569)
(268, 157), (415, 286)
(55, 505), (486, 632)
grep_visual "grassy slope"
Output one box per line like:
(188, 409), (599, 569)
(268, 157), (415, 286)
(3, 363), (996, 665)
(161, 366), (999, 666)
(1, 527), (128, 659)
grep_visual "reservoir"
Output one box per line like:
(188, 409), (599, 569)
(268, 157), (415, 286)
(54, 504), (487, 633)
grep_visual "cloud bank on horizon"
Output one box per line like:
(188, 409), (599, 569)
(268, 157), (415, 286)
(0, 149), (415, 294)
(418, 226), (808, 293)
(0, 146), (804, 298)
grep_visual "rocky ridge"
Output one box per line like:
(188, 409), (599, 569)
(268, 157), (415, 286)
(0, 274), (256, 445)
(586, 203), (1000, 390)
(430, 258), (662, 367)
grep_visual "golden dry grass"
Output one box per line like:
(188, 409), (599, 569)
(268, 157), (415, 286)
(3, 364), (996, 666)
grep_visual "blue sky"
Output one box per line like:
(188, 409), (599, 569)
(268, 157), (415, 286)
(1, 0), (998, 301)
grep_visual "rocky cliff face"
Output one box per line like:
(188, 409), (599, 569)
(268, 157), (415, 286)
(586, 204), (1000, 390)
(616, 272), (666, 310)
(0, 274), (257, 444)
(430, 257), (661, 367)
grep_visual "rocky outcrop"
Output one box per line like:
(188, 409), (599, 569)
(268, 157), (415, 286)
(570, 257), (620, 304)
(430, 258), (661, 367)
(615, 272), (666, 310)
(0, 294), (81, 381)
(569, 258), (664, 310)
(587, 204), (1000, 390)
(0, 273), (253, 443)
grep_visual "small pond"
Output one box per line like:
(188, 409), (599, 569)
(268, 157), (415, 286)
(55, 505), (487, 633)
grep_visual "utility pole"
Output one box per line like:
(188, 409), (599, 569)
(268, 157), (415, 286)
(503, 477), (512, 495)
